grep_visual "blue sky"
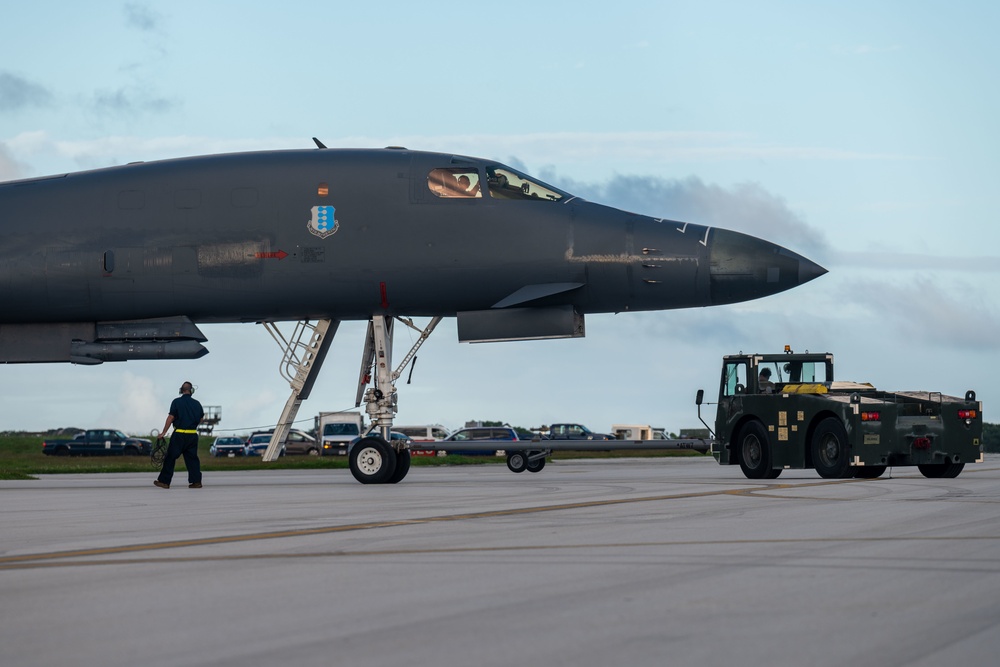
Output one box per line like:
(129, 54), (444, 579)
(1, 1), (998, 435)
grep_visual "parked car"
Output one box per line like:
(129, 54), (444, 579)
(241, 429), (317, 456)
(41, 429), (152, 456)
(392, 424), (450, 456)
(548, 423), (615, 440)
(243, 433), (286, 457)
(441, 426), (519, 456)
(392, 424), (451, 442)
(210, 436), (247, 457)
(446, 426), (520, 441)
(283, 429), (320, 455)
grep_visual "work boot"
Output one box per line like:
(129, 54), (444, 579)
(189, 482), (203, 488)
(153, 480), (169, 489)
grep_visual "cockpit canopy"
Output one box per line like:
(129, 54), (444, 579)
(426, 163), (571, 202)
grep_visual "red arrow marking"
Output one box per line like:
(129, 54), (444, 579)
(255, 250), (288, 260)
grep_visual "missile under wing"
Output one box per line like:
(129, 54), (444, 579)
(0, 145), (825, 482)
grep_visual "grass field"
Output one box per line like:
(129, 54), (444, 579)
(0, 434), (708, 480)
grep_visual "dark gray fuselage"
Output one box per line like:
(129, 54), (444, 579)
(0, 148), (820, 322)
(0, 147), (825, 363)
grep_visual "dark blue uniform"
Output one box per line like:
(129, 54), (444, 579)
(157, 393), (204, 487)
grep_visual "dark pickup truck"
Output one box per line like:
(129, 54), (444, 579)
(42, 429), (152, 456)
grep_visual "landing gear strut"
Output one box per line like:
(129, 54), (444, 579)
(350, 315), (441, 484)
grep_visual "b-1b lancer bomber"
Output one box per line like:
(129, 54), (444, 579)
(0, 141), (826, 483)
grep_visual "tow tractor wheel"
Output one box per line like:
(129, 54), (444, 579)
(387, 448), (411, 484)
(526, 454), (546, 473)
(349, 436), (397, 484)
(737, 420), (773, 480)
(918, 460), (965, 478)
(507, 451), (528, 473)
(811, 417), (853, 479)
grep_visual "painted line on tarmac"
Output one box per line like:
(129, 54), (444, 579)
(5, 535), (1000, 571)
(0, 477), (874, 568)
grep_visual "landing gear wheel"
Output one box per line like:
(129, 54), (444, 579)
(737, 421), (773, 479)
(812, 417), (852, 479)
(387, 449), (411, 484)
(854, 465), (887, 478)
(349, 437), (397, 484)
(526, 454), (546, 473)
(918, 460), (965, 478)
(507, 451), (528, 473)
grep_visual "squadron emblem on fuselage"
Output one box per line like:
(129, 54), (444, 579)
(307, 205), (339, 239)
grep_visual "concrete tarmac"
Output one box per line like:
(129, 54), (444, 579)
(2, 456), (1000, 667)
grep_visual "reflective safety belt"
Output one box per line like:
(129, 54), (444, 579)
(174, 429), (198, 434)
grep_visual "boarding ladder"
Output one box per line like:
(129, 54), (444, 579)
(261, 319), (339, 461)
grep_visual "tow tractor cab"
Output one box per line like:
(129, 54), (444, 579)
(703, 347), (983, 480)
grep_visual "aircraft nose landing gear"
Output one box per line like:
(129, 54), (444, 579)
(349, 315), (440, 484)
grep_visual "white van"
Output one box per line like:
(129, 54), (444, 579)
(316, 411), (365, 456)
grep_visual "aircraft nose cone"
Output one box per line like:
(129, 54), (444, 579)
(708, 228), (826, 305)
(797, 255), (828, 285)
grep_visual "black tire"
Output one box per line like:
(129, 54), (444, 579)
(918, 460), (965, 478)
(812, 418), (852, 479)
(507, 451), (528, 473)
(854, 465), (887, 479)
(123, 447), (139, 456)
(386, 449), (411, 484)
(526, 455), (546, 473)
(765, 467), (783, 479)
(349, 437), (397, 484)
(737, 421), (772, 479)
(54, 446), (69, 457)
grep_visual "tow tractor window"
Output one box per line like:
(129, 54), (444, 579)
(773, 361), (829, 384)
(427, 168), (482, 198)
(486, 165), (567, 202)
(723, 362), (749, 397)
(795, 362), (829, 383)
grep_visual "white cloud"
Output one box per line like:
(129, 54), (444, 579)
(0, 71), (52, 112)
(833, 250), (1000, 273)
(842, 275), (1000, 350)
(91, 86), (178, 117)
(0, 142), (25, 180)
(96, 372), (163, 434)
(124, 2), (162, 33)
